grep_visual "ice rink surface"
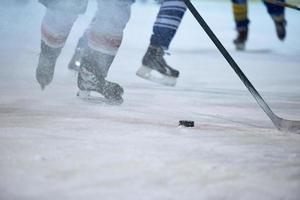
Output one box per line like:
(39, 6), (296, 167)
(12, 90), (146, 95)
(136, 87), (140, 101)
(0, 1), (300, 199)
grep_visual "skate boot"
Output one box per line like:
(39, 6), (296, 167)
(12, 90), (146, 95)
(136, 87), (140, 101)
(77, 48), (124, 105)
(136, 45), (179, 86)
(233, 28), (248, 51)
(274, 20), (286, 41)
(36, 41), (62, 90)
(68, 36), (87, 72)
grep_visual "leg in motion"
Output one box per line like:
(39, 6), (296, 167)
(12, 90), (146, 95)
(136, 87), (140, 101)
(232, 0), (249, 50)
(77, 0), (135, 104)
(36, 0), (87, 89)
(263, 0), (287, 40)
(68, 17), (96, 72)
(137, 0), (186, 86)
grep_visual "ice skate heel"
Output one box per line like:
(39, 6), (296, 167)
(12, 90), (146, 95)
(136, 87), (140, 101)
(233, 28), (248, 51)
(136, 65), (152, 79)
(68, 49), (82, 72)
(68, 36), (88, 72)
(234, 42), (245, 51)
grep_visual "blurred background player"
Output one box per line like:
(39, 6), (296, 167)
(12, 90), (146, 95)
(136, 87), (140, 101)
(36, 0), (135, 104)
(69, 0), (187, 87)
(232, 0), (287, 50)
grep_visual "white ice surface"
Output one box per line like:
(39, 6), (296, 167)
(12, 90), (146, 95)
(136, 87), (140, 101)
(0, 1), (300, 200)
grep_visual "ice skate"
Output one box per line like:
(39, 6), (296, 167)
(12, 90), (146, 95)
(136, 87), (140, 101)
(233, 28), (248, 51)
(136, 45), (179, 86)
(68, 36), (87, 72)
(36, 41), (61, 90)
(274, 20), (286, 41)
(68, 47), (82, 72)
(77, 49), (124, 105)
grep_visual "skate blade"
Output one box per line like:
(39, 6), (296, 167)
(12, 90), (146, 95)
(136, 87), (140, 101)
(77, 90), (123, 105)
(136, 65), (177, 87)
(235, 43), (245, 51)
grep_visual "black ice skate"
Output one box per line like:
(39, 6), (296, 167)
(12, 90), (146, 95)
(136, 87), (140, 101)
(233, 28), (248, 51)
(77, 48), (124, 105)
(68, 46), (82, 72)
(136, 45), (179, 86)
(274, 20), (286, 41)
(68, 36), (87, 72)
(36, 41), (61, 90)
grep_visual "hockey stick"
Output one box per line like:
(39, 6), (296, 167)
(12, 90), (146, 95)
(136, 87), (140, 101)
(264, 0), (300, 11)
(183, 0), (300, 134)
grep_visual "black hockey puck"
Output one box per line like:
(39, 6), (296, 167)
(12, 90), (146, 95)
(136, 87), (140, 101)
(179, 120), (194, 127)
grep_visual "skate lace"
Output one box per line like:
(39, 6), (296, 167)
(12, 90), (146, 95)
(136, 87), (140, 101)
(153, 47), (171, 60)
(81, 67), (99, 84)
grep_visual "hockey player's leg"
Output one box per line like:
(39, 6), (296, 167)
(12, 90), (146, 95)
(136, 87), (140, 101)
(77, 47), (124, 104)
(137, 0), (186, 86)
(232, 0), (249, 50)
(77, 0), (134, 104)
(263, 0), (287, 40)
(36, 8), (79, 90)
(68, 17), (97, 72)
(150, 0), (186, 50)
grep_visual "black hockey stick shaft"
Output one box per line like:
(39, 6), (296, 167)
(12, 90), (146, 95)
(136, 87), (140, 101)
(183, 0), (300, 133)
(264, 0), (300, 11)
